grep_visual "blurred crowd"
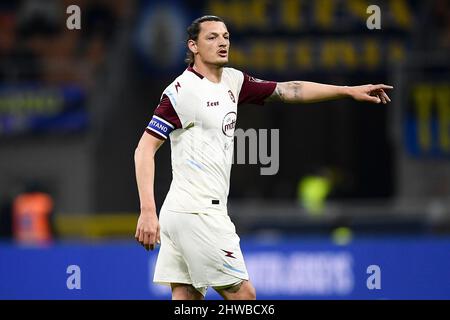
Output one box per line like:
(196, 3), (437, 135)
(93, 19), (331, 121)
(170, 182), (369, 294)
(0, 0), (131, 88)
(0, 0), (132, 242)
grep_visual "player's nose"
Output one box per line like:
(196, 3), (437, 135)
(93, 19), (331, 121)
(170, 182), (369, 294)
(218, 37), (228, 46)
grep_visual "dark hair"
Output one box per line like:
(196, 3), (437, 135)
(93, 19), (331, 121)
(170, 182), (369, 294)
(185, 15), (225, 65)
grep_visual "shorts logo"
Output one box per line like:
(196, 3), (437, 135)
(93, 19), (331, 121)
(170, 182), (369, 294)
(221, 249), (236, 259)
(222, 111), (237, 137)
(228, 90), (235, 103)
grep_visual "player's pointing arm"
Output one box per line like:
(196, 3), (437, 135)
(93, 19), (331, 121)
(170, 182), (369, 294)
(267, 81), (393, 104)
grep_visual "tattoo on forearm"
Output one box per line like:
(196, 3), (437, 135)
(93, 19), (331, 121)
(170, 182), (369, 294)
(292, 81), (302, 101)
(268, 81), (303, 103)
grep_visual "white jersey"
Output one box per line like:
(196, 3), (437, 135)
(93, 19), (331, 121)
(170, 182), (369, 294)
(146, 66), (276, 215)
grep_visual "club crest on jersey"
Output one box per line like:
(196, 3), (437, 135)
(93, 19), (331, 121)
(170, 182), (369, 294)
(228, 90), (235, 103)
(222, 111), (237, 137)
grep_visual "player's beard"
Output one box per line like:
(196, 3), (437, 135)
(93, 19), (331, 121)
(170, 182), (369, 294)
(215, 57), (228, 67)
(216, 61), (228, 67)
(206, 59), (228, 68)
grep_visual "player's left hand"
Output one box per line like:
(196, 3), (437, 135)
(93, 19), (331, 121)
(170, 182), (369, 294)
(349, 84), (393, 104)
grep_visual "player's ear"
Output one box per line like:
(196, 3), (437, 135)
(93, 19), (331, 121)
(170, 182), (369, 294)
(188, 39), (198, 54)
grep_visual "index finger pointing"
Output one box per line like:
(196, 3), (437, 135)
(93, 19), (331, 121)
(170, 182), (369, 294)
(374, 84), (394, 90)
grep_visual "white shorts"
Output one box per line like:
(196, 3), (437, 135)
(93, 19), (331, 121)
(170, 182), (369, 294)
(153, 208), (249, 296)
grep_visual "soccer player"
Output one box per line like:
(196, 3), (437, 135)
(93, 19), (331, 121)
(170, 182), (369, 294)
(134, 15), (392, 300)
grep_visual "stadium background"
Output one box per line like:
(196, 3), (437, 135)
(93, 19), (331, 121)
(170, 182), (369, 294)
(0, 0), (449, 299)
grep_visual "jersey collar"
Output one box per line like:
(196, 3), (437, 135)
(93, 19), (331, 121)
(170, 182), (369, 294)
(187, 64), (204, 79)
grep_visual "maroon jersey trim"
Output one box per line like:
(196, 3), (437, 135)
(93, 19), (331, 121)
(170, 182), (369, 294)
(238, 73), (277, 106)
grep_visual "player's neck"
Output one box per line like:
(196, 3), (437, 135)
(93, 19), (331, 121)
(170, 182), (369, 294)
(192, 62), (223, 83)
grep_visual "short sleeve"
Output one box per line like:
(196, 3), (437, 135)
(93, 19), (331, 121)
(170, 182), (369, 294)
(238, 73), (277, 106)
(145, 94), (182, 140)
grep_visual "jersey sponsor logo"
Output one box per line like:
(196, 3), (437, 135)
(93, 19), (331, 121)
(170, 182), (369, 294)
(207, 101), (219, 107)
(147, 115), (174, 139)
(228, 90), (235, 103)
(222, 249), (237, 259)
(222, 111), (237, 137)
